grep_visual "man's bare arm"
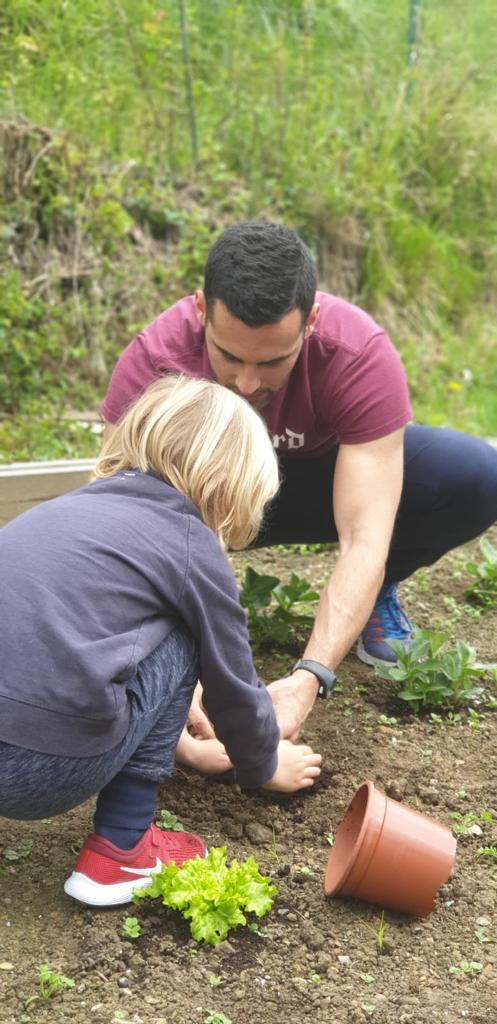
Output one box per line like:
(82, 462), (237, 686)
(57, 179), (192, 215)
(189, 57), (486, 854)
(267, 427), (405, 735)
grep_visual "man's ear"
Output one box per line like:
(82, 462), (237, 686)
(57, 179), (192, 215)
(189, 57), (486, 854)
(305, 301), (320, 337)
(194, 289), (207, 326)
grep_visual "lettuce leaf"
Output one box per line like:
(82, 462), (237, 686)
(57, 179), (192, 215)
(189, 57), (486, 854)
(133, 846), (277, 946)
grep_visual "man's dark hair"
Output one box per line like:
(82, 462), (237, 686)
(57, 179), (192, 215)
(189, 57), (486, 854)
(203, 221), (317, 327)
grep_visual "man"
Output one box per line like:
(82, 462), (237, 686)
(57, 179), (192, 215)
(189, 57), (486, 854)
(101, 221), (497, 741)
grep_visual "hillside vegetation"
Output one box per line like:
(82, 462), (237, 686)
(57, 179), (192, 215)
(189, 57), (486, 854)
(1, 0), (496, 461)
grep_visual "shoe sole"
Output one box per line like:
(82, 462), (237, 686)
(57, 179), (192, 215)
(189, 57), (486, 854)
(64, 846), (208, 907)
(356, 638), (397, 668)
(63, 870), (154, 907)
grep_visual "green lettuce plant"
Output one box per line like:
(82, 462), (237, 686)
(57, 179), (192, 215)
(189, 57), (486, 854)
(133, 847), (277, 946)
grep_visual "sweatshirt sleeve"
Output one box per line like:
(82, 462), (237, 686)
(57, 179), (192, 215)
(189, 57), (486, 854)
(177, 517), (279, 788)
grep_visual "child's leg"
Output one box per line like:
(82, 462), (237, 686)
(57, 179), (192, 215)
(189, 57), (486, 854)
(0, 624), (199, 828)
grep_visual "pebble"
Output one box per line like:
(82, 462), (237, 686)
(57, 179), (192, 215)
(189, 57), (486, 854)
(386, 778), (408, 801)
(300, 926), (326, 950)
(245, 821), (273, 844)
(220, 816), (243, 839)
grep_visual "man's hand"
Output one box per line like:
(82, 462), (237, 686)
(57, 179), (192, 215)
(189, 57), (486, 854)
(266, 671), (319, 741)
(187, 681), (216, 739)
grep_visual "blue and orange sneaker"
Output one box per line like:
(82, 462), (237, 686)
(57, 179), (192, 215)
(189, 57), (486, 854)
(357, 583), (413, 666)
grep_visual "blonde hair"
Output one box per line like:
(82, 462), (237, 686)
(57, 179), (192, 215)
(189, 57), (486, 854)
(95, 374), (279, 549)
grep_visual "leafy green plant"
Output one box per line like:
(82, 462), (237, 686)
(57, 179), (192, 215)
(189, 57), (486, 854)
(476, 846), (497, 859)
(374, 629), (489, 712)
(208, 976), (224, 987)
(450, 809), (493, 836)
(465, 537), (497, 609)
(3, 838), (33, 861)
(25, 965), (75, 1006)
(122, 916), (141, 939)
(203, 1013), (233, 1024)
(155, 809), (185, 832)
(239, 567), (319, 650)
(133, 846), (277, 946)
(449, 961), (483, 976)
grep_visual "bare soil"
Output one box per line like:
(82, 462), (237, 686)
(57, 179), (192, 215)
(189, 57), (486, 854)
(1, 529), (496, 1024)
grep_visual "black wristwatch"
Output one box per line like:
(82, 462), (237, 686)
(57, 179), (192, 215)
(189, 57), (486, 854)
(292, 659), (337, 700)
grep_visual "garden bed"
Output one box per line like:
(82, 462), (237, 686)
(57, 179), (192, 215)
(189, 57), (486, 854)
(1, 528), (496, 1024)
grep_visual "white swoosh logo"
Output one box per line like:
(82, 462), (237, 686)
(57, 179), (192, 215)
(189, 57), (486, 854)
(119, 856), (162, 877)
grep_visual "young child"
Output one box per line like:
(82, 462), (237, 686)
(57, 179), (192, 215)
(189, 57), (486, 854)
(0, 375), (321, 907)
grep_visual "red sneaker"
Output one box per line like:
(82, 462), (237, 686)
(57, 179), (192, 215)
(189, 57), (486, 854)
(63, 823), (206, 907)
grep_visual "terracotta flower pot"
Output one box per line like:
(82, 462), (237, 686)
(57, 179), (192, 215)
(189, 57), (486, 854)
(324, 780), (457, 916)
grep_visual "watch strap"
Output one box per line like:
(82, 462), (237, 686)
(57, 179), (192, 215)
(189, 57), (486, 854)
(292, 658), (336, 699)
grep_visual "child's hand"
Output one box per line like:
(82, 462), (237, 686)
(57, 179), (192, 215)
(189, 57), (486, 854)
(261, 739), (322, 793)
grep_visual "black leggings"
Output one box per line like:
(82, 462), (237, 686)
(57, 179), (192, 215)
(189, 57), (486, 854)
(254, 425), (497, 584)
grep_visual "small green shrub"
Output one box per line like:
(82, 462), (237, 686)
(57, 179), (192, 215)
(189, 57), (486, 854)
(374, 629), (490, 712)
(239, 567), (319, 650)
(465, 536), (497, 609)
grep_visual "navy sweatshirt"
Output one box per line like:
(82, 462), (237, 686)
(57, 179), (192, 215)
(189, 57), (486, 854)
(0, 471), (279, 788)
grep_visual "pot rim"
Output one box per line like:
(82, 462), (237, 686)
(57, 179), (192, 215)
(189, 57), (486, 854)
(325, 779), (387, 896)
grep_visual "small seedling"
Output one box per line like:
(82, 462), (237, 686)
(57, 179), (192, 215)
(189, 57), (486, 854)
(3, 838), (33, 861)
(375, 911), (387, 952)
(203, 1014), (233, 1024)
(359, 973), (375, 984)
(476, 846), (497, 859)
(208, 976), (224, 987)
(468, 709), (481, 731)
(450, 810), (492, 836)
(378, 714), (398, 726)
(449, 960), (483, 975)
(122, 916), (141, 939)
(296, 865), (313, 876)
(156, 809), (185, 831)
(308, 972), (321, 983)
(25, 965), (75, 1006)
(325, 831), (334, 846)
(475, 927), (495, 944)
(362, 910), (388, 953)
(247, 921), (265, 937)
(361, 1004), (376, 1016)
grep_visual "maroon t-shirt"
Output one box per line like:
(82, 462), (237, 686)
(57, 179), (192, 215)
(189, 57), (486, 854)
(101, 292), (412, 456)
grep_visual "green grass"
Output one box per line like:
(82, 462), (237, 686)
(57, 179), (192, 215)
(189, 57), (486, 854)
(1, 0), (497, 459)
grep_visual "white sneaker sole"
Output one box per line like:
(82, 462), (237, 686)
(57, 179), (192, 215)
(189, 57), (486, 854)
(64, 846), (207, 907)
(64, 870), (154, 907)
(356, 638), (397, 668)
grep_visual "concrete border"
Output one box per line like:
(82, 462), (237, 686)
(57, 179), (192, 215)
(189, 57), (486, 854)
(0, 459), (95, 526)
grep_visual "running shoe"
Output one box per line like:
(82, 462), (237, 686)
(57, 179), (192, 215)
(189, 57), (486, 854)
(64, 822), (206, 907)
(357, 583), (413, 666)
